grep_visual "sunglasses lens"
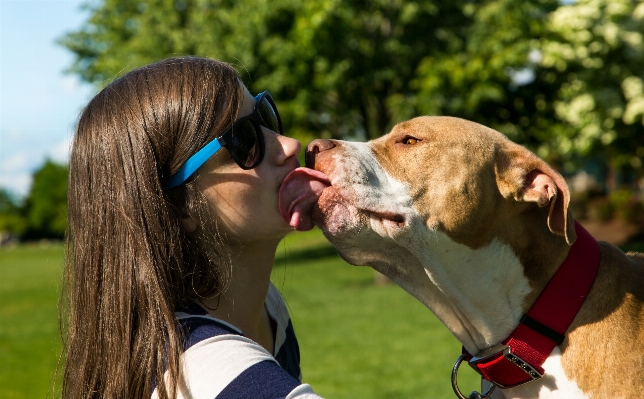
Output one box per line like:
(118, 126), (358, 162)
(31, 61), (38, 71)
(229, 120), (261, 168)
(257, 96), (281, 134)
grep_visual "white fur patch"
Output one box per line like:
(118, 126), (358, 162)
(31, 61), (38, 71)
(329, 141), (414, 221)
(399, 227), (532, 352)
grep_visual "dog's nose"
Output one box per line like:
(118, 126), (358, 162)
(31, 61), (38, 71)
(307, 139), (335, 154)
(306, 139), (335, 168)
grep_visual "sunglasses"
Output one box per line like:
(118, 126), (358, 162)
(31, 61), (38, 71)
(164, 91), (283, 188)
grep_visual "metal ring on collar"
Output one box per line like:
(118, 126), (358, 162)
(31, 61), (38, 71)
(451, 354), (497, 399)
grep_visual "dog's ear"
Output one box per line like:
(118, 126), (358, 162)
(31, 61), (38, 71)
(496, 144), (576, 245)
(521, 169), (576, 245)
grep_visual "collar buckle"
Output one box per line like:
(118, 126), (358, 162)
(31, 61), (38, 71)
(501, 349), (544, 385)
(468, 344), (543, 389)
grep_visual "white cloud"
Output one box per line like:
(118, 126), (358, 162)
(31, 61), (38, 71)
(0, 137), (72, 198)
(0, 172), (32, 198)
(0, 151), (32, 197)
(1, 153), (29, 173)
(48, 135), (73, 163)
(60, 75), (81, 95)
(5, 128), (25, 140)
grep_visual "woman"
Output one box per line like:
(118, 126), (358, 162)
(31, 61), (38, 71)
(62, 57), (323, 398)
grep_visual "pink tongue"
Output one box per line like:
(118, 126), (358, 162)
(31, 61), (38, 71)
(279, 167), (330, 231)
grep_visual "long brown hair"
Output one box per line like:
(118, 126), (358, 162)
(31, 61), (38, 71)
(61, 57), (242, 399)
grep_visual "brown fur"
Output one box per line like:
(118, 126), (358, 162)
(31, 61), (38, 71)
(309, 116), (644, 397)
(368, 117), (574, 298)
(562, 245), (644, 397)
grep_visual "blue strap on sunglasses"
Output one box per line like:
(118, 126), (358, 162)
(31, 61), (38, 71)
(164, 138), (223, 189)
(164, 91), (280, 189)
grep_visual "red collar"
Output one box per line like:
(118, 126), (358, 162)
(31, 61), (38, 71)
(462, 221), (600, 389)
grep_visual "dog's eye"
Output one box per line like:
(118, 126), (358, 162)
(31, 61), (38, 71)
(402, 137), (420, 145)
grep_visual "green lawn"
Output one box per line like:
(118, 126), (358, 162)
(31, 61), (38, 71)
(0, 232), (479, 398)
(0, 244), (64, 399)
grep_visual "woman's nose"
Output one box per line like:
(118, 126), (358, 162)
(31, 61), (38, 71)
(305, 139), (335, 168)
(274, 133), (302, 165)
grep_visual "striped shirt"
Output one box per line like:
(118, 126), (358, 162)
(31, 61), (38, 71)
(152, 284), (323, 399)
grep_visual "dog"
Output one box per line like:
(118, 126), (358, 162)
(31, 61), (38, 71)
(279, 116), (644, 398)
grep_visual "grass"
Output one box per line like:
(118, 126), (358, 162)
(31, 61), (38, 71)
(0, 244), (64, 399)
(11, 227), (644, 398)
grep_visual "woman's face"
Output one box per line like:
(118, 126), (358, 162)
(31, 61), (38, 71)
(195, 84), (302, 244)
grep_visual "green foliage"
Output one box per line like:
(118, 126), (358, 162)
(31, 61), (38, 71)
(249, 0), (472, 141)
(413, 0), (562, 148)
(609, 187), (644, 222)
(61, 0), (475, 141)
(541, 0), (644, 171)
(60, 0), (644, 181)
(22, 160), (68, 240)
(0, 189), (27, 237)
(0, 160), (68, 241)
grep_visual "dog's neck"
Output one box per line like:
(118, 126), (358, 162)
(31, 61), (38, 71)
(393, 220), (569, 355)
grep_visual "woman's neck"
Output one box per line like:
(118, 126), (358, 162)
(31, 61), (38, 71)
(198, 238), (279, 353)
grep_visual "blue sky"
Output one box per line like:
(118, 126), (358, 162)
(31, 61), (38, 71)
(1, 0), (92, 198)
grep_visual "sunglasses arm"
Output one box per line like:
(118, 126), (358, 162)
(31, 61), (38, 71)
(164, 137), (223, 188)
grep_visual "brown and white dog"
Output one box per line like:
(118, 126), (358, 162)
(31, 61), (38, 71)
(279, 116), (644, 398)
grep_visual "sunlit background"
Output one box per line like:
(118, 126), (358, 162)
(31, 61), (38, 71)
(1, 0), (91, 197)
(2, 0), (644, 242)
(1, 0), (643, 398)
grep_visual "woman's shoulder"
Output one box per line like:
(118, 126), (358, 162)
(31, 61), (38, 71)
(154, 306), (322, 399)
(153, 328), (320, 399)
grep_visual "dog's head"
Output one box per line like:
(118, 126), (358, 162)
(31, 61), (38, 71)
(303, 116), (577, 350)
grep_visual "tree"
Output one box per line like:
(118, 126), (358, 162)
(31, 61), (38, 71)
(0, 188), (27, 238)
(61, 0), (641, 185)
(540, 0), (644, 182)
(22, 160), (68, 240)
(61, 0), (477, 140)
(412, 0), (562, 151)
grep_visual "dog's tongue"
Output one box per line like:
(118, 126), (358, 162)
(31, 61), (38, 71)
(279, 167), (330, 231)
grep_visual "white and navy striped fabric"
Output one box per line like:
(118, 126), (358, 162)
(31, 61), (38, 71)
(151, 284), (322, 399)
